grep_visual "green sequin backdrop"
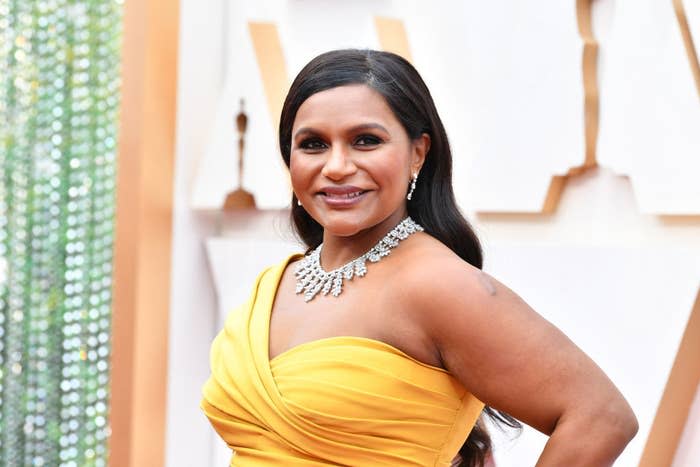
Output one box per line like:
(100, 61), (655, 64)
(0, 0), (123, 465)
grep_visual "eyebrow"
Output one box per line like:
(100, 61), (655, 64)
(293, 123), (390, 140)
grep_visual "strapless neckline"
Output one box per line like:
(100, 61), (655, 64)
(265, 254), (448, 374)
(269, 335), (450, 374)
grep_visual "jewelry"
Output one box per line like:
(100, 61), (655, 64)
(406, 173), (418, 200)
(297, 198), (302, 206)
(294, 216), (424, 302)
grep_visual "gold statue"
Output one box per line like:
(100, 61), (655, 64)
(223, 99), (256, 210)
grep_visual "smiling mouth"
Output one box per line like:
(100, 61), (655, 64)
(320, 190), (367, 199)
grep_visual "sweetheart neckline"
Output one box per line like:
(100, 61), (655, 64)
(268, 335), (449, 374)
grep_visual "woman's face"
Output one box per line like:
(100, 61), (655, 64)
(290, 84), (428, 239)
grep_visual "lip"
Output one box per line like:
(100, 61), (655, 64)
(317, 185), (369, 208)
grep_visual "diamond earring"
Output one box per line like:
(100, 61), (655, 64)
(406, 173), (418, 200)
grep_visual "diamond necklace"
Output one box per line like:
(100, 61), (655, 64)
(294, 216), (424, 302)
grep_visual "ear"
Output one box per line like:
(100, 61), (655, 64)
(410, 133), (430, 175)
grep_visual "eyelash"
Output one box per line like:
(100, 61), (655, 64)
(297, 135), (383, 151)
(354, 135), (382, 146)
(298, 138), (326, 151)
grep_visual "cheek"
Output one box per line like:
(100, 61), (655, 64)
(289, 155), (313, 192)
(376, 157), (409, 194)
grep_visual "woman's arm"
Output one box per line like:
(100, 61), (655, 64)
(407, 256), (638, 466)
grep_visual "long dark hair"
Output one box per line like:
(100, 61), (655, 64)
(278, 49), (520, 466)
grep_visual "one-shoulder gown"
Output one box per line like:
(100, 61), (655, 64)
(201, 255), (485, 466)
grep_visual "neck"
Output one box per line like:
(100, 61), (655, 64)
(319, 208), (408, 271)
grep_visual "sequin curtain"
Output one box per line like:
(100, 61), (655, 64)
(0, 0), (122, 465)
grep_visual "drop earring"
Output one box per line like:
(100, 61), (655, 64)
(406, 173), (418, 200)
(297, 198), (302, 206)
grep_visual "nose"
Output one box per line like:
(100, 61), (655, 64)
(321, 143), (357, 181)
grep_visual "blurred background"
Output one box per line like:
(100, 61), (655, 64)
(1, 0), (699, 466)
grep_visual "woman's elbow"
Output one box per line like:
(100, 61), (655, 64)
(619, 407), (639, 443)
(597, 397), (639, 445)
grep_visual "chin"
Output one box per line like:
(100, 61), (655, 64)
(317, 212), (376, 237)
(322, 220), (367, 237)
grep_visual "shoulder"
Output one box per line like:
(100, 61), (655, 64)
(263, 252), (305, 279)
(391, 233), (496, 311)
(386, 234), (504, 347)
(248, 252), (305, 299)
(390, 234), (538, 367)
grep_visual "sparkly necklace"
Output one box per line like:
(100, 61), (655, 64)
(295, 217), (424, 302)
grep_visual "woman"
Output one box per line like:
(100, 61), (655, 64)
(202, 49), (638, 466)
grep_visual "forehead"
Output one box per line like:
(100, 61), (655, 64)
(293, 84), (400, 130)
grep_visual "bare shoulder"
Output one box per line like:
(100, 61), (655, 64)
(393, 233), (498, 310)
(387, 233), (509, 355)
(395, 234), (549, 356)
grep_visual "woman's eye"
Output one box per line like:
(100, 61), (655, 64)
(298, 138), (327, 151)
(354, 135), (382, 147)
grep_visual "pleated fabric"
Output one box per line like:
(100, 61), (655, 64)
(201, 255), (485, 466)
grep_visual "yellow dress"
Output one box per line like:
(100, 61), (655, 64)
(201, 255), (484, 466)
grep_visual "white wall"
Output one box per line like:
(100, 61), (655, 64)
(163, 1), (225, 466)
(166, 1), (700, 466)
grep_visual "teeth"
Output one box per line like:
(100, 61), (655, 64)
(326, 191), (363, 198)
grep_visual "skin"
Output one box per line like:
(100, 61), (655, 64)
(270, 84), (638, 465)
